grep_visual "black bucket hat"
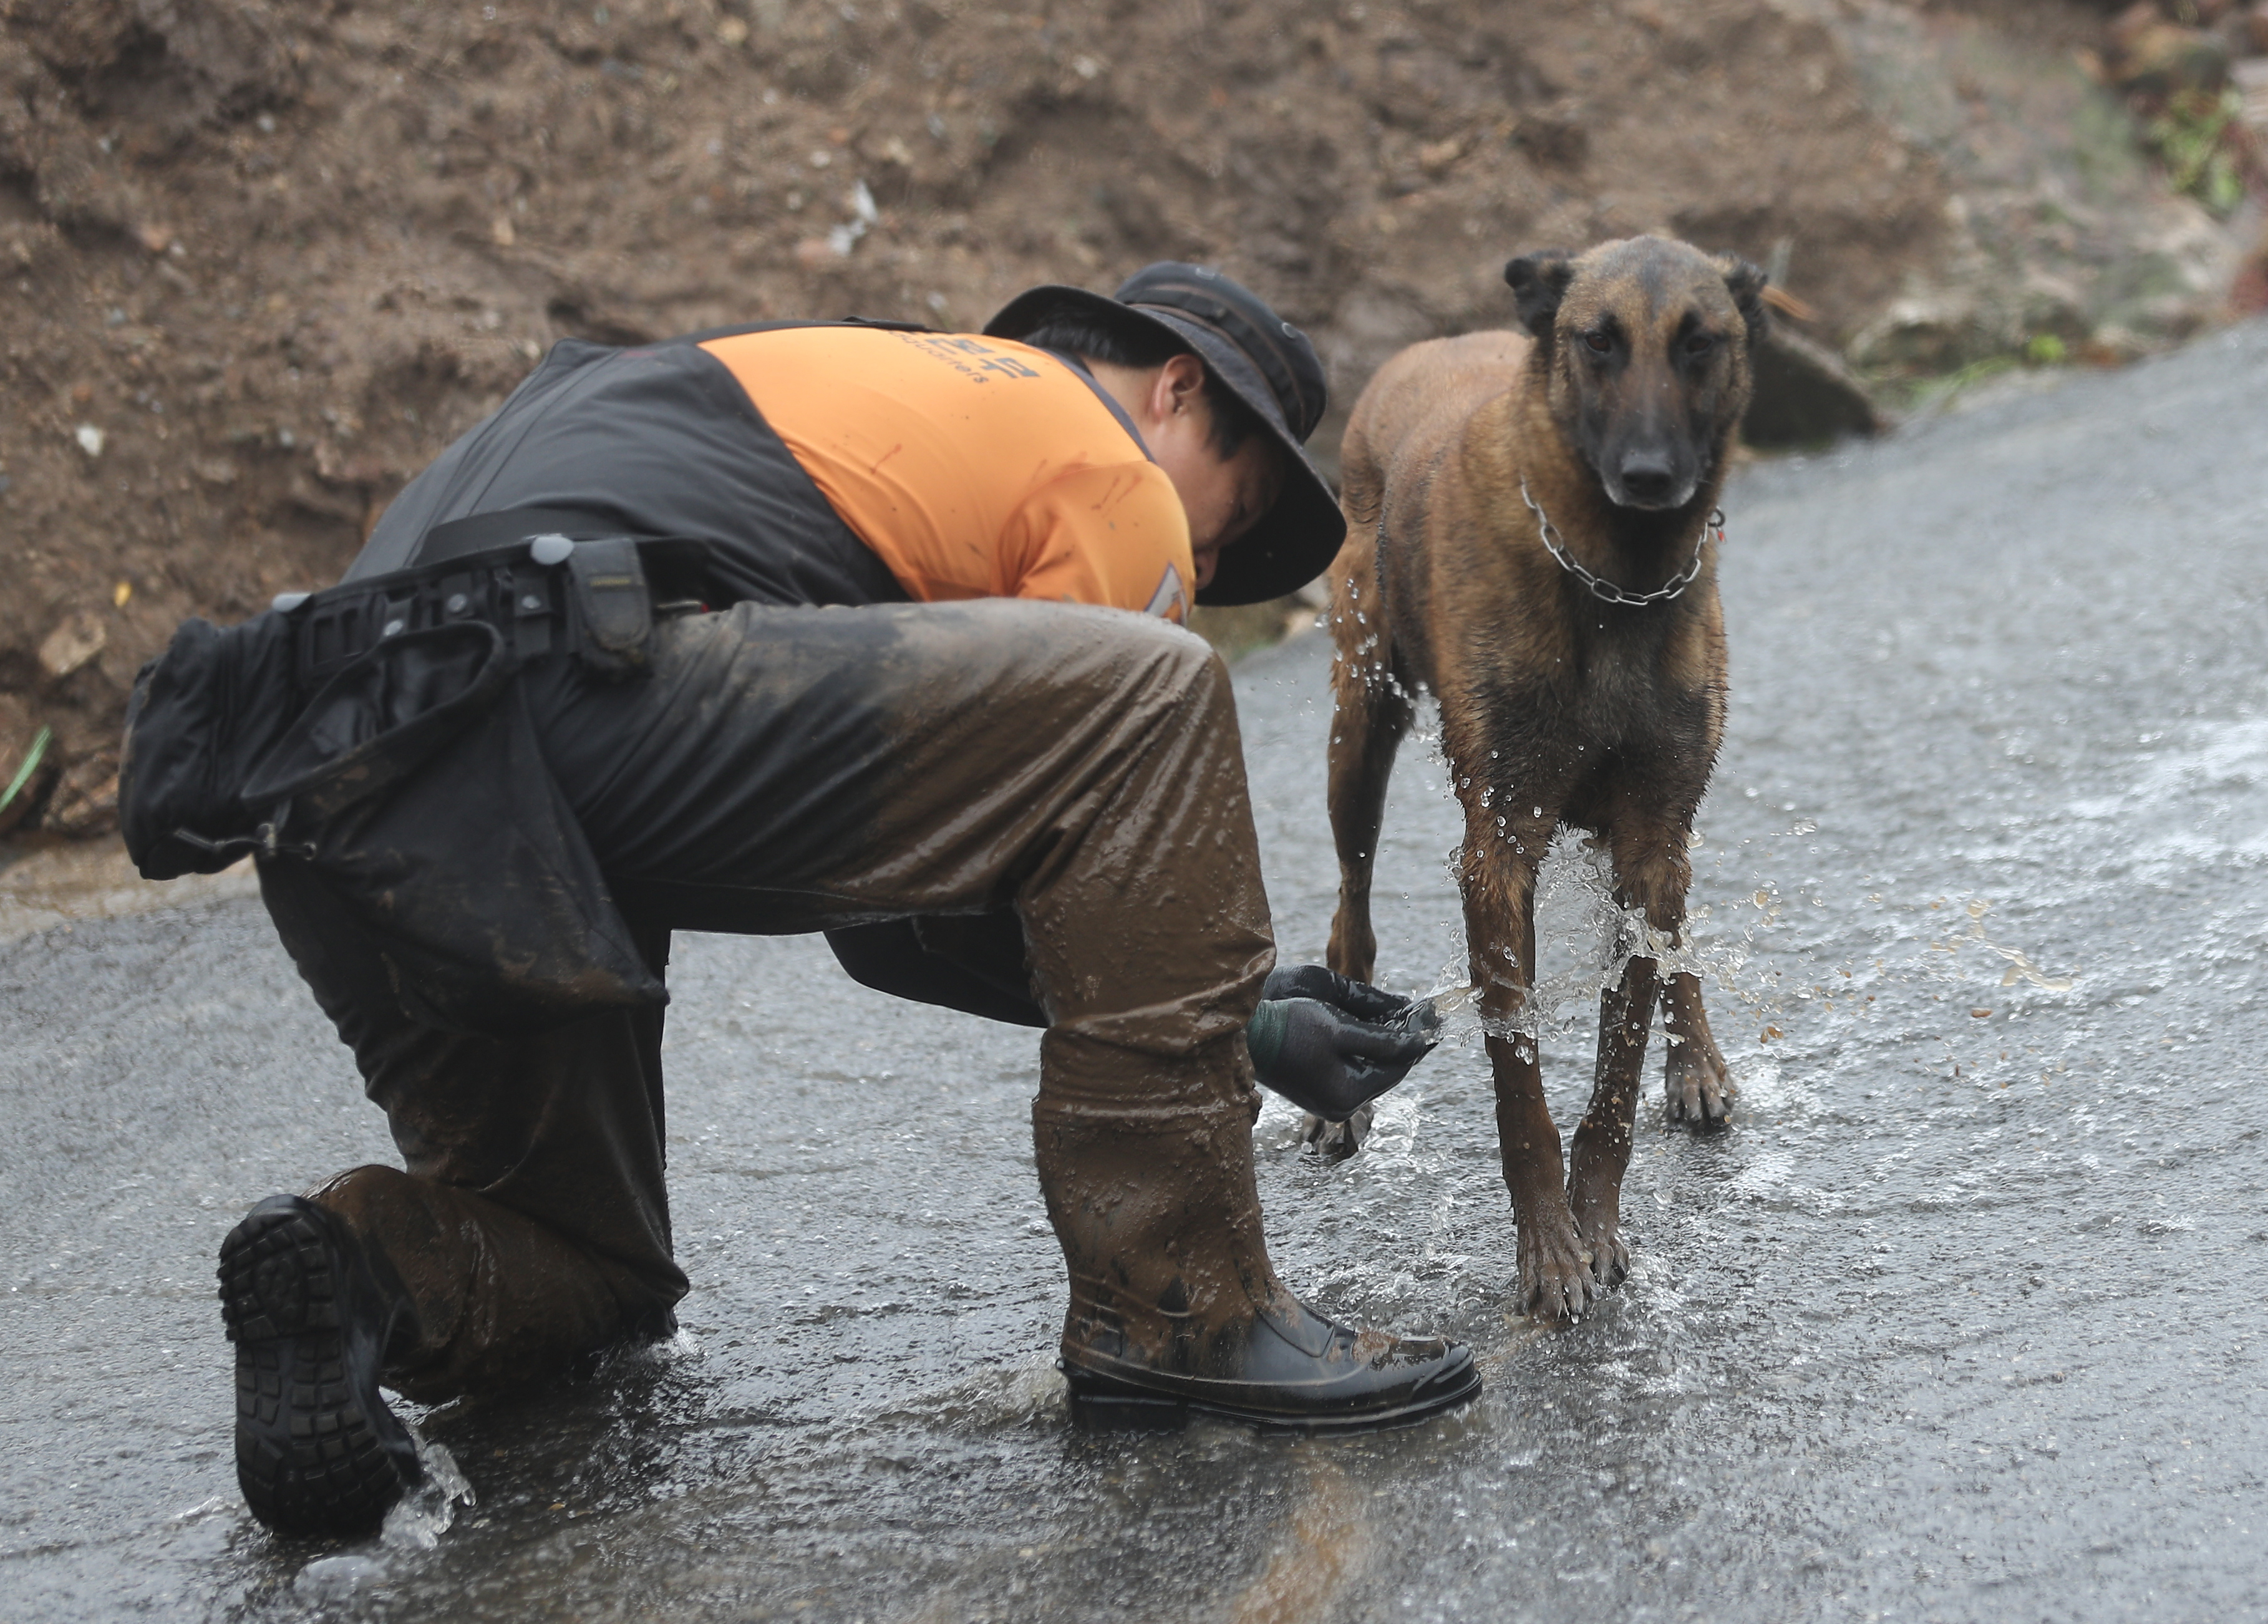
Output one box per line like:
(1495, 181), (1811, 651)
(984, 263), (1344, 607)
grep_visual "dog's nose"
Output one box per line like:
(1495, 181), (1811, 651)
(1617, 452), (1678, 504)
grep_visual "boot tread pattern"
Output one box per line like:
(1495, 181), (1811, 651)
(217, 1204), (416, 1537)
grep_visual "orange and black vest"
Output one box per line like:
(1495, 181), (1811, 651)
(348, 321), (1195, 624)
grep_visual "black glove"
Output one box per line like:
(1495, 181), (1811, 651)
(1244, 964), (1442, 1121)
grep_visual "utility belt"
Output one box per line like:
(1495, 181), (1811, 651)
(275, 507), (711, 689)
(120, 507), (709, 1038)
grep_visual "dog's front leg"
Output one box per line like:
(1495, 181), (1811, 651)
(1323, 607), (1413, 988)
(1662, 969), (1734, 1126)
(1566, 822), (1697, 1287)
(1309, 584), (1415, 1161)
(1464, 833), (1597, 1321)
(1568, 946), (1658, 1291)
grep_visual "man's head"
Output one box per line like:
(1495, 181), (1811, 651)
(985, 264), (1344, 606)
(1007, 308), (1284, 592)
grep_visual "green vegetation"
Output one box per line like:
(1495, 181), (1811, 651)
(1866, 331), (2082, 417)
(2146, 87), (2247, 217)
(1895, 353), (2020, 412)
(0, 726), (52, 820)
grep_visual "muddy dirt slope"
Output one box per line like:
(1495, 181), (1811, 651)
(0, 0), (2250, 834)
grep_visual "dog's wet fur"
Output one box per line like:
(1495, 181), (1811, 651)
(1317, 235), (1765, 1320)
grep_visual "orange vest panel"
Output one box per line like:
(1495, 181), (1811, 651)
(699, 327), (1193, 622)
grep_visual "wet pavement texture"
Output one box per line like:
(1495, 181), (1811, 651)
(6, 321), (2268, 1622)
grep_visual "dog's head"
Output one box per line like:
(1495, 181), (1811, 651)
(1504, 236), (1766, 511)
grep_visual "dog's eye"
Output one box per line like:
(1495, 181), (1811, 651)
(1684, 331), (1717, 357)
(1582, 330), (1612, 354)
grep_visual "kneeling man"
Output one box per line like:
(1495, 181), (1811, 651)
(125, 264), (1476, 1539)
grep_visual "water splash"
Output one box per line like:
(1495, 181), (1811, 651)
(1404, 834), (1687, 1049)
(380, 1440), (475, 1553)
(1931, 898), (2077, 991)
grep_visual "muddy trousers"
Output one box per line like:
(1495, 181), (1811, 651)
(259, 598), (1276, 1402)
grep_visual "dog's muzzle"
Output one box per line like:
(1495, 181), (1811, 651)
(1607, 450), (1697, 511)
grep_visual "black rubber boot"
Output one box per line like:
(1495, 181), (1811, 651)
(1035, 1071), (1480, 1437)
(1062, 1293), (1480, 1434)
(217, 1195), (424, 1537)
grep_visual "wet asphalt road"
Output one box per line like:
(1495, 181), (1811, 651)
(6, 319), (2268, 1622)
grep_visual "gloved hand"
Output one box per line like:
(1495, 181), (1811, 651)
(1244, 964), (1443, 1121)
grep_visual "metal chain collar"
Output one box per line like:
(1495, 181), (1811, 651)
(1518, 477), (1722, 607)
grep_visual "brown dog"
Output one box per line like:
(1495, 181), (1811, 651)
(1320, 235), (1764, 1320)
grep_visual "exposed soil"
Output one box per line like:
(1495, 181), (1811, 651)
(0, 0), (2255, 834)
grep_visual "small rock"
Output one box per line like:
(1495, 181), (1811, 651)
(42, 753), (120, 838)
(75, 423), (104, 457)
(490, 214), (515, 247)
(715, 14), (749, 46)
(191, 456), (238, 486)
(1848, 286), (1994, 375)
(1417, 135), (1465, 175)
(2017, 266), (2090, 342)
(2106, 21), (2231, 97)
(38, 612), (107, 682)
(2077, 324), (2151, 365)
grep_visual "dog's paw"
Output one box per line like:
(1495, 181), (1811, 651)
(1664, 1035), (1735, 1129)
(1299, 1106), (1373, 1162)
(1514, 1207), (1601, 1322)
(1574, 1213), (1631, 1290)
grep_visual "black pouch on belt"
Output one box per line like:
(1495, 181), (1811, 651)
(233, 619), (667, 1035)
(122, 611), (665, 1035)
(562, 536), (654, 678)
(119, 612), (302, 879)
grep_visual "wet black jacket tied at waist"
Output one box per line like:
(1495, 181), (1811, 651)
(118, 521), (701, 1037)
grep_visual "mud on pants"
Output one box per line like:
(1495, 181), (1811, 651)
(254, 598), (1287, 1399)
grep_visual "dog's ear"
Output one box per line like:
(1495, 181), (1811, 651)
(1504, 250), (1576, 340)
(1717, 255), (1770, 349)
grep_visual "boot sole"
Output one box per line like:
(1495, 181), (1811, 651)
(218, 1199), (422, 1537)
(1060, 1360), (1482, 1436)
